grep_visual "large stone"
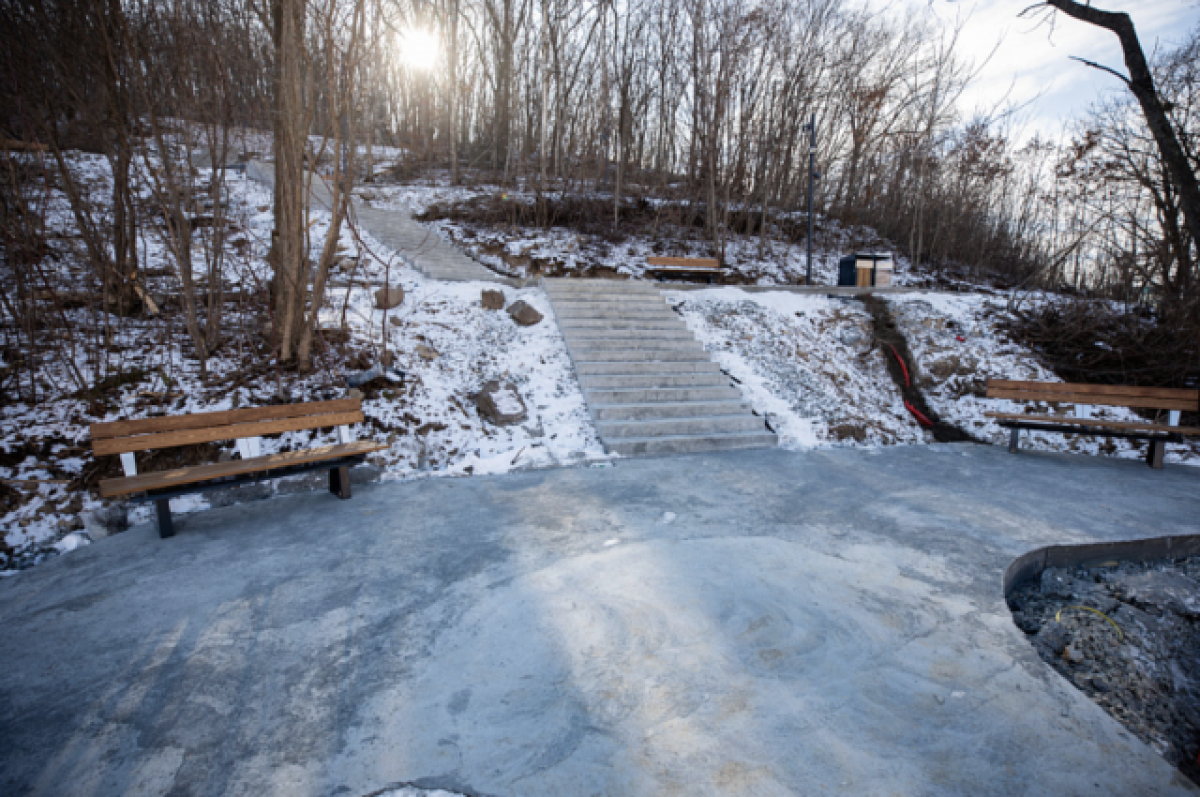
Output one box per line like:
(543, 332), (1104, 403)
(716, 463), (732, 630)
(507, 300), (542, 326)
(482, 289), (506, 310)
(474, 380), (528, 425)
(374, 285), (405, 310)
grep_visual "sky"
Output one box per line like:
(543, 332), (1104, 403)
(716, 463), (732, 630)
(917, 0), (1200, 141)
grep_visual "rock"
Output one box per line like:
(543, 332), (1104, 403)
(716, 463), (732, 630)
(348, 388), (364, 400)
(82, 505), (129, 540)
(374, 285), (405, 310)
(474, 380), (528, 425)
(829, 424), (867, 443)
(838, 330), (866, 347)
(1034, 622), (1069, 655)
(507, 300), (542, 326)
(417, 344), (438, 361)
(482, 289), (506, 310)
(1120, 570), (1200, 618)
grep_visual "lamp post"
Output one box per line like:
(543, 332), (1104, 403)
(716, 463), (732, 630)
(805, 113), (815, 287)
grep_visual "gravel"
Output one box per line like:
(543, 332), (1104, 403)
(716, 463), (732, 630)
(1008, 557), (1200, 785)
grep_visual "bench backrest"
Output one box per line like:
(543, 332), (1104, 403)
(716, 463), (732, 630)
(986, 379), (1198, 412)
(647, 256), (720, 270)
(90, 398), (364, 457)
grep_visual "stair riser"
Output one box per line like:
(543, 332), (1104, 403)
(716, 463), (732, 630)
(599, 417), (766, 438)
(544, 282), (660, 291)
(585, 387), (743, 403)
(581, 374), (731, 390)
(548, 297), (667, 306)
(607, 433), (778, 456)
(591, 402), (753, 421)
(560, 319), (688, 330)
(564, 327), (694, 340)
(568, 350), (713, 363)
(567, 340), (705, 353)
(555, 309), (680, 321)
(575, 361), (721, 375)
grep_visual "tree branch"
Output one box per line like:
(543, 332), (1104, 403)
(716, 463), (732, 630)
(1069, 55), (1132, 88)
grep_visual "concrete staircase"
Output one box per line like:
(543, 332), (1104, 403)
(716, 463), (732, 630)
(545, 278), (776, 456)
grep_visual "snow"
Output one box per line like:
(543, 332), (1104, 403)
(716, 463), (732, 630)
(490, 386), (525, 416)
(0, 147), (606, 572)
(358, 174), (909, 287)
(669, 288), (927, 448)
(6, 145), (1194, 575)
(668, 286), (1200, 465)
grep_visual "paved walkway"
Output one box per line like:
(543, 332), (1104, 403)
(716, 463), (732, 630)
(547, 278), (776, 455)
(246, 161), (510, 284)
(2, 445), (1198, 796)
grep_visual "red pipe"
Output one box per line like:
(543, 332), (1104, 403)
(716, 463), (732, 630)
(887, 343), (910, 387)
(905, 400), (934, 427)
(887, 343), (933, 427)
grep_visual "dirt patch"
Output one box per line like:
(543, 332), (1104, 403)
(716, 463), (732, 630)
(860, 295), (981, 444)
(1008, 557), (1200, 786)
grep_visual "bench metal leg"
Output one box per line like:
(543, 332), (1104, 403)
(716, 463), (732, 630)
(155, 498), (175, 538)
(1008, 427), (1021, 453)
(1147, 440), (1165, 470)
(329, 465), (352, 499)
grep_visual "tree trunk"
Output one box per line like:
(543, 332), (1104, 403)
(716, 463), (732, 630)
(272, 0), (307, 363)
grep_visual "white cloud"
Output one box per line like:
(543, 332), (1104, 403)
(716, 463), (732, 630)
(887, 0), (1200, 140)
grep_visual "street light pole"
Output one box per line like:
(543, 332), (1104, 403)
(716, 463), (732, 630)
(805, 113), (815, 286)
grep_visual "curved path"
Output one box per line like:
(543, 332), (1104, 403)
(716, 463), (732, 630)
(2, 445), (1198, 796)
(247, 161), (514, 285)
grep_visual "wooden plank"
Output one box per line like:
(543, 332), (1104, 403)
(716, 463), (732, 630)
(984, 412), (1200, 435)
(986, 380), (1198, 411)
(93, 411), (364, 456)
(647, 256), (720, 270)
(98, 441), (387, 498)
(986, 389), (1198, 411)
(91, 398), (360, 439)
(987, 379), (1197, 402)
(989, 379), (1198, 400)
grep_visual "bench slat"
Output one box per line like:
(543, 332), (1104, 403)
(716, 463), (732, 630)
(986, 379), (1198, 410)
(984, 412), (1200, 435)
(98, 441), (387, 498)
(647, 256), (720, 270)
(93, 411), (365, 456)
(90, 398), (361, 440)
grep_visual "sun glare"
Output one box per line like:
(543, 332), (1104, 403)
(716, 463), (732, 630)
(399, 28), (439, 71)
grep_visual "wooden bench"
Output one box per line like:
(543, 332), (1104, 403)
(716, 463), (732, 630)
(984, 379), (1200, 469)
(91, 398), (387, 537)
(646, 256), (722, 283)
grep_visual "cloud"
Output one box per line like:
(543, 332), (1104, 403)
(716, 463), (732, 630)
(890, 0), (1200, 140)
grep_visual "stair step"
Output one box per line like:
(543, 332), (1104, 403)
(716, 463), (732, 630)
(580, 373), (731, 390)
(560, 318), (688, 330)
(606, 431), (778, 457)
(598, 415), (767, 438)
(544, 278), (775, 457)
(567, 339), (705, 353)
(568, 349), (713, 363)
(563, 327), (694, 340)
(591, 400), (754, 421)
(584, 386), (743, 404)
(555, 308), (679, 320)
(575, 361), (721, 375)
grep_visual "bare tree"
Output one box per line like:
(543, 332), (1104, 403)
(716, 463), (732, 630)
(1035, 1), (1200, 259)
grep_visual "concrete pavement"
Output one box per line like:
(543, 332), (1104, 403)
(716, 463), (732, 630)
(2, 444), (1199, 796)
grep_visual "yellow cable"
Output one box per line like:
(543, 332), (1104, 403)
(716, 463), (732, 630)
(1055, 605), (1124, 642)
